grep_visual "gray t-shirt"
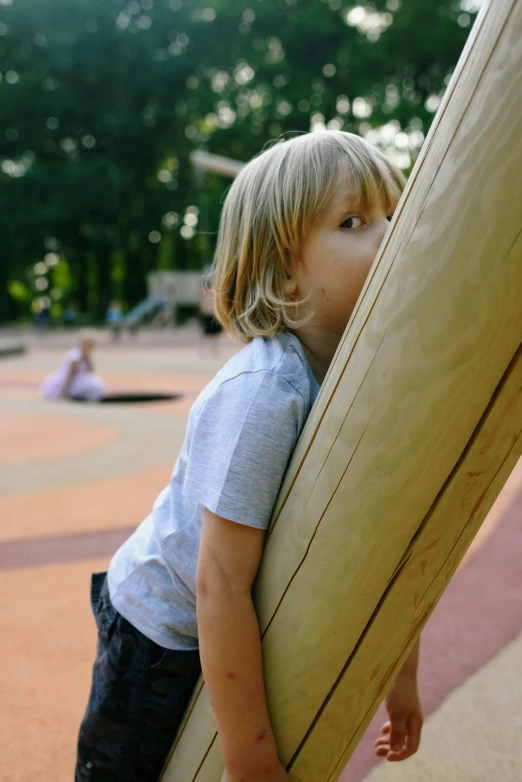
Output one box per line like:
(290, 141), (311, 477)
(108, 332), (320, 650)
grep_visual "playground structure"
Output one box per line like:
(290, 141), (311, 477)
(161, 0), (522, 779)
(124, 271), (203, 328)
(190, 150), (244, 179)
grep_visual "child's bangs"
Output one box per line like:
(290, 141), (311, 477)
(293, 133), (405, 233)
(332, 145), (404, 215)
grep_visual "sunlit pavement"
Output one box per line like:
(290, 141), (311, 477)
(1, 326), (521, 782)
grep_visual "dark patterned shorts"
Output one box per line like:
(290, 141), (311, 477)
(75, 572), (201, 781)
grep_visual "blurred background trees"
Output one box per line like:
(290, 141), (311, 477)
(0, 0), (481, 323)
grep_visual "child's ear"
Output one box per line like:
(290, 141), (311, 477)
(283, 278), (298, 296)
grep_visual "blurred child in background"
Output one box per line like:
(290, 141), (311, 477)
(40, 328), (106, 402)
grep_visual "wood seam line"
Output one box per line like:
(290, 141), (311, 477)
(261, 411), (375, 640)
(191, 735), (218, 782)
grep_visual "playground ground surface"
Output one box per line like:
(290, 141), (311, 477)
(0, 325), (521, 782)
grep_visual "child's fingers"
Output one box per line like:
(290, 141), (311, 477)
(403, 714), (422, 758)
(381, 716), (423, 762)
(374, 721), (392, 757)
(386, 746), (408, 762)
(388, 716), (408, 753)
(374, 737), (408, 761)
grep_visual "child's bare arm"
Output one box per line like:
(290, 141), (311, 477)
(61, 361), (79, 398)
(197, 508), (288, 782)
(374, 639), (423, 762)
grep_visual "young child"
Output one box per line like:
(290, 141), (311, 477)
(41, 328), (106, 402)
(76, 131), (423, 782)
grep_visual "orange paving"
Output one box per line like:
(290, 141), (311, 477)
(0, 410), (119, 465)
(0, 327), (520, 782)
(0, 464), (173, 542)
(0, 557), (109, 782)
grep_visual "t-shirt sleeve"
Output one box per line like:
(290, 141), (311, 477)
(183, 371), (305, 529)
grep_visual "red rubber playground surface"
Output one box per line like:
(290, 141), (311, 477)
(1, 327), (521, 782)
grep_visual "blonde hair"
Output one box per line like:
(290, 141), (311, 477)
(77, 328), (101, 348)
(212, 130), (406, 343)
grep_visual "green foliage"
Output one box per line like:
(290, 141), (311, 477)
(7, 279), (30, 302)
(0, 0), (479, 322)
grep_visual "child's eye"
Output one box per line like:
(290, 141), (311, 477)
(341, 215), (364, 230)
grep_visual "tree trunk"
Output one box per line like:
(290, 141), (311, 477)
(0, 250), (15, 323)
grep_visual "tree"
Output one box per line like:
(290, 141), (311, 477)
(0, 0), (480, 322)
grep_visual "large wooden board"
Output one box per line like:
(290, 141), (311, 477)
(161, 0), (522, 778)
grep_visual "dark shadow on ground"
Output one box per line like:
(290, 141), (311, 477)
(73, 392), (181, 404)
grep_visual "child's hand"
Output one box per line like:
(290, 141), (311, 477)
(221, 760), (289, 782)
(374, 676), (423, 762)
